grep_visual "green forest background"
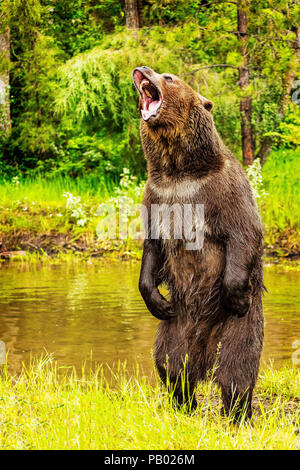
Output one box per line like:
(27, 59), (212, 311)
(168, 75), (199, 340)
(0, 0), (299, 258)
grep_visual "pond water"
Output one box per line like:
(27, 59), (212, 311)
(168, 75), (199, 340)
(0, 261), (299, 376)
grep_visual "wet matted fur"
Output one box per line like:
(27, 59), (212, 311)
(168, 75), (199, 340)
(133, 66), (264, 419)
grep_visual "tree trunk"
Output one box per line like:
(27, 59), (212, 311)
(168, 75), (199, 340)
(237, 1), (254, 166)
(257, 25), (300, 165)
(0, 24), (11, 138)
(125, 0), (140, 29)
(137, 0), (143, 28)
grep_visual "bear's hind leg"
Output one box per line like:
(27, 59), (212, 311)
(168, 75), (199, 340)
(155, 330), (198, 412)
(210, 302), (263, 422)
(220, 383), (253, 422)
(155, 355), (198, 412)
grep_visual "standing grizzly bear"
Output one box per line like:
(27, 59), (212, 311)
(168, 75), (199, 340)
(132, 66), (264, 419)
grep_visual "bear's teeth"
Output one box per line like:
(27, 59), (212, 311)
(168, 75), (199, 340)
(140, 79), (150, 91)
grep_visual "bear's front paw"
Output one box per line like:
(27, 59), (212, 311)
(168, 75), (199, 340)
(221, 285), (252, 318)
(148, 291), (176, 321)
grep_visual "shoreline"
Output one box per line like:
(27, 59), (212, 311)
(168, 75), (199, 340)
(0, 231), (300, 271)
(0, 357), (299, 449)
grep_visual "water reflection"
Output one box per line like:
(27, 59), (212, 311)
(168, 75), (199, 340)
(0, 261), (299, 375)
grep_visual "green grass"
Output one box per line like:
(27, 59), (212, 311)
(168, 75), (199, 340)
(261, 148), (300, 250)
(0, 168), (146, 259)
(0, 176), (98, 244)
(0, 148), (299, 257)
(262, 148), (300, 229)
(0, 174), (114, 209)
(0, 355), (299, 450)
(0, 175), (116, 247)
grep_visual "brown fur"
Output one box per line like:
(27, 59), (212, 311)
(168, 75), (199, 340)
(134, 66), (264, 419)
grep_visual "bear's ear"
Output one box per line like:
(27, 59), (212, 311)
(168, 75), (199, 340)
(204, 100), (214, 112)
(198, 94), (214, 112)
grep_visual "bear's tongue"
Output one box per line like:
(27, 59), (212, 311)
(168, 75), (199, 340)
(141, 100), (160, 121)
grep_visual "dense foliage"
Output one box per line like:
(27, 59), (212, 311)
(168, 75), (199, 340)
(0, 0), (299, 181)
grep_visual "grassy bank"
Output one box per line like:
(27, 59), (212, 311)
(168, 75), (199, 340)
(0, 170), (144, 260)
(0, 149), (299, 262)
(0, 356), (299, 450)
(262, 149), (300, 256)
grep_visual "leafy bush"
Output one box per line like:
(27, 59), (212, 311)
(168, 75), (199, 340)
(54, 25), (245, 174)
(264, 106), (300, 147)
(1, 0), (298, 184)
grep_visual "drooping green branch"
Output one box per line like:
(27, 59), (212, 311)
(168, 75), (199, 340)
(181, 64), (239, 76)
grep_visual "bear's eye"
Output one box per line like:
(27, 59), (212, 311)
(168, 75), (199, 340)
(164, 76), (173, 82)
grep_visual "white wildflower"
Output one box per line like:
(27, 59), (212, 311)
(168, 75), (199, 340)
(246, 159), (267, 201)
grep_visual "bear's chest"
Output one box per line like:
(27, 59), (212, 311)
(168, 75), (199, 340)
(146, 179), (212, 242)
(148, 179), (202, 204)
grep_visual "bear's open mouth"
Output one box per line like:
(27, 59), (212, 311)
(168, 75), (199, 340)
(133, 70), (162, 121)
